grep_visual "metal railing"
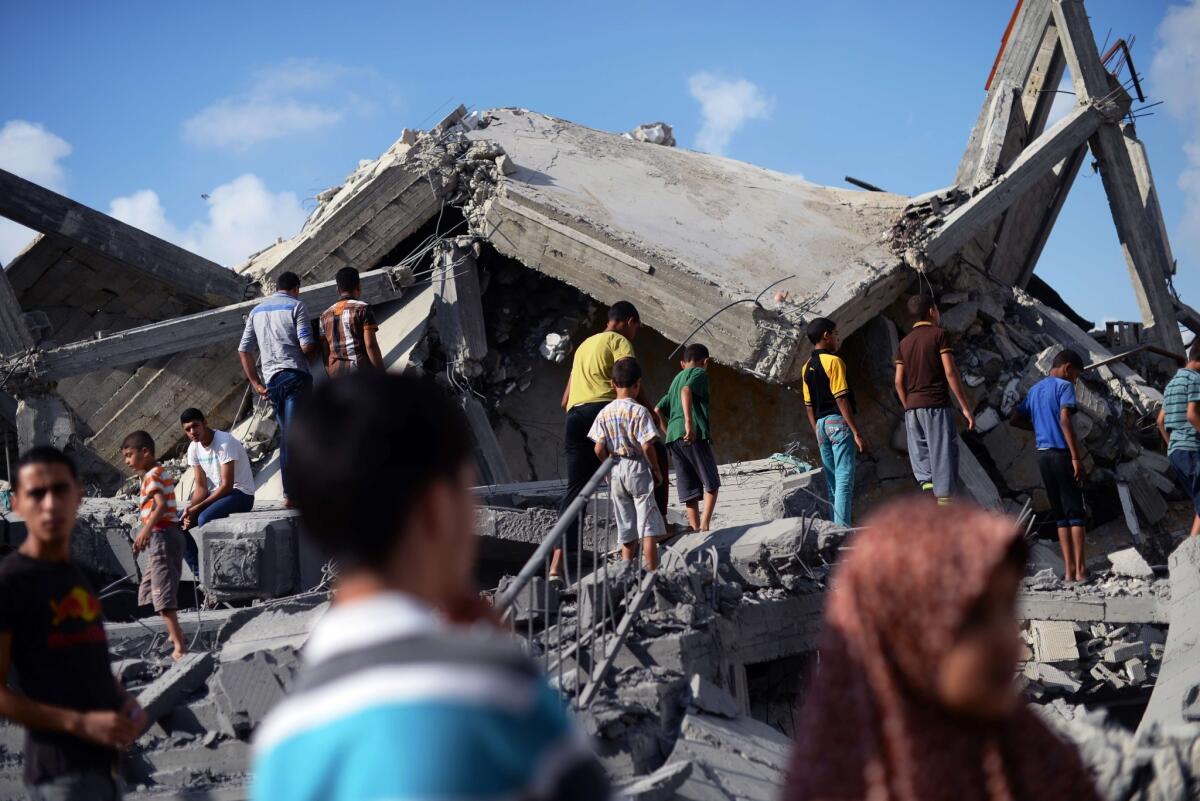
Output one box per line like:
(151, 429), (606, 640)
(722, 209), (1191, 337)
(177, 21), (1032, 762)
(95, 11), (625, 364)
(494, 457), (657, 709)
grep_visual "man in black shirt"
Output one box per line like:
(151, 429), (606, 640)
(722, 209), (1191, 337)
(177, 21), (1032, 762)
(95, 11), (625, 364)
(0, 446), (145, 800)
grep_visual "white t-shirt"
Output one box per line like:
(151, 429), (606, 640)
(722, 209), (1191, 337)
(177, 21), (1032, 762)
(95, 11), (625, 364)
(187, 429), (256, 496)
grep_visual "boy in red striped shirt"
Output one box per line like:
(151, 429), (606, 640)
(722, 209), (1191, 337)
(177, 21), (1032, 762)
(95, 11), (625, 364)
(121, 431), (188, 661)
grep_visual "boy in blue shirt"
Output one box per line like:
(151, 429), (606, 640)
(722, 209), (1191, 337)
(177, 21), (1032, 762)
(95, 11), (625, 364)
(1011, 349), (1087, 581)
(1156, 339), (1200, 538)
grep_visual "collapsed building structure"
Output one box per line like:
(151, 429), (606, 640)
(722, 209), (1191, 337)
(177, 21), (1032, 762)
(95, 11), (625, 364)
(2, 0), (1200, 798)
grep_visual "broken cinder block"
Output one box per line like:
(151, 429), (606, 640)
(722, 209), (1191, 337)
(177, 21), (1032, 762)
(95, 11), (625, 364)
(136, 652), (214, 729)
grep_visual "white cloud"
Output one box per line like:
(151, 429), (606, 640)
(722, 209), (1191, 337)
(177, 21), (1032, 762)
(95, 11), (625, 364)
(1151, 0), (1200, 261)
(109, 174), (307, 267)
(687, 72), (772, 156)
(0, 120), (72, 266)
(183, 58), (380, 152)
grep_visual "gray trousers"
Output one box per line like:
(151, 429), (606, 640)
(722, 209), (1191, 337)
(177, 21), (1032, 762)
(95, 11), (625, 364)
(26, 771), (122, 801)
(904, 407), (958, 498)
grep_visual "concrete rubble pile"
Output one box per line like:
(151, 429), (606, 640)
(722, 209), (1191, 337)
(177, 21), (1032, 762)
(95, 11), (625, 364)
(0, 1), (1199, 797)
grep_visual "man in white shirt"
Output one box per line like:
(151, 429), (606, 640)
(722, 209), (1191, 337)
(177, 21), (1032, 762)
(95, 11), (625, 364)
(178, 408), (256, 574)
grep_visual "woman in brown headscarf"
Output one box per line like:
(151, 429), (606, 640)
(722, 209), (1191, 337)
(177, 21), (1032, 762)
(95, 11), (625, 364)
(784, 496), (1100, 801)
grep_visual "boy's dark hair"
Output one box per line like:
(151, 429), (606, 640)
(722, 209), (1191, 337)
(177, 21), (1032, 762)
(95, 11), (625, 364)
(806, 317), (837, 346)
(335, 267), (361, 293)
(608, 301), (640, 324)
(1189, 339), (1200, 363)
(13, 446), (78, 491)
(287, 371), (474, 567)
(611, 357), (642, 388)
(1052, 348), (1084, 370)
(121, 430), (155, 455)
(276, 271), (301, 292)
(683, 343), (710, 363)
(907, 295), (937, 319)
(180, 408), (206, 425)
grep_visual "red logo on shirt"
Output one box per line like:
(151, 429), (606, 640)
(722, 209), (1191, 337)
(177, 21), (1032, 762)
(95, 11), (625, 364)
(49, 586), (102, 627)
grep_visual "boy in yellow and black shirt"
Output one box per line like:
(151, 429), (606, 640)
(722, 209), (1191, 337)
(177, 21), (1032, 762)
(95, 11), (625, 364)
(802, 318), (867, 527)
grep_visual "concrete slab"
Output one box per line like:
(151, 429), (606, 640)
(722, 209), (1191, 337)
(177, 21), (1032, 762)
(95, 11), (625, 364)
(664, 517), (842, 589)
(467, 110), (909, 383)
(136, 652), (214, 727)
(1031, 620), (1080, 663)
(669, 711), (791, 801)
(196, 511), (302, 601)
(212, 651), (289, 736)
(1138, 537), (1200, 739)
(216, 597), (328, 663)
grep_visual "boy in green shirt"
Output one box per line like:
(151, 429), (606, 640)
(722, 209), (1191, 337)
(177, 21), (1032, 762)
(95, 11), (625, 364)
(655, 344), (721, 531)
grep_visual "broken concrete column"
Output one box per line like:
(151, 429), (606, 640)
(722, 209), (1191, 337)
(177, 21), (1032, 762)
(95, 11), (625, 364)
(196, 511), (303, 602)
(15, 391), (76, 453)
(135, 651), (214, 728)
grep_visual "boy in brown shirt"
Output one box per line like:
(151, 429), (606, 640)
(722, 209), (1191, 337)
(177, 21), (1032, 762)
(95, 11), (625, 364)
(894, 295), (976, 505)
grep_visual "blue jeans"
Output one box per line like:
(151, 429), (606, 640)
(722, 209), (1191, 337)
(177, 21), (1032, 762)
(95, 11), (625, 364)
(184, 490), (255, 576)
(817, 415), (856, 527)
(267, 368), (313, 496)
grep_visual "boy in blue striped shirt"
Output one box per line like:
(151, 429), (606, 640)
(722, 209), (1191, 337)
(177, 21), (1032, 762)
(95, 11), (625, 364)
(252, 371), (610, 801)
(1157, 340), (1200, 538)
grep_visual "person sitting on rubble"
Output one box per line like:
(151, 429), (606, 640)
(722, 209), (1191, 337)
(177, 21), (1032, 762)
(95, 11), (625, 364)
(251, 370), (610, 801)
(553, 300), (643, 585)
(894, 294), (976, 506)
(319, 267), (384, 375)
(1010, 349), (1089, 582)
(0, 446), (148, 801)
(655, 343), (721, 532)
(179, 408), (256, 575)
(120, 431), (188, 660)
(589, 357), (668, 570)
(802, 318), (867, 528)
(238, 270), (316, 502)
(783, 496), (1101, 801)
(1157, 338), (1200, 538)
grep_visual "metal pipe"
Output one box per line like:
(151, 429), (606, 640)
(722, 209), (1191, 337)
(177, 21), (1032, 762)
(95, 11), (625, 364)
(495, 457), (615, 613)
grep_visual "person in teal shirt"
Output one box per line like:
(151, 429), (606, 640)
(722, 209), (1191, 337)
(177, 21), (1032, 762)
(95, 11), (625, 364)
(656, 343), (721, 531)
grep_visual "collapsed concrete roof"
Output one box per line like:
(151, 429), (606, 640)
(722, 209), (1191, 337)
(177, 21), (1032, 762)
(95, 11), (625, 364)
(456, 109), (910, 381)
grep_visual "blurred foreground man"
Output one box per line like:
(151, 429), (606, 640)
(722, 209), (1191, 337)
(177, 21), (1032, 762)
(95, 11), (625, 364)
(251, 371), (610, 801)
(0, 447), (146, 801)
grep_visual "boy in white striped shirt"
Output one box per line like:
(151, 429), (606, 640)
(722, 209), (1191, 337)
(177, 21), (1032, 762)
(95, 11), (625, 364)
(588, 357), (667, 570)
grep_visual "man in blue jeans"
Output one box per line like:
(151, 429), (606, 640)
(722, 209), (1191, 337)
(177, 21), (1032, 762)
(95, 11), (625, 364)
(180, 408), (256, 575)
(238, 271), (316, 502)
(802, 318), (867, 527)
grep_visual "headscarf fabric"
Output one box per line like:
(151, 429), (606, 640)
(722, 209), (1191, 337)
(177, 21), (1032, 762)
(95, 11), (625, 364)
(783, 496), (1100, 801)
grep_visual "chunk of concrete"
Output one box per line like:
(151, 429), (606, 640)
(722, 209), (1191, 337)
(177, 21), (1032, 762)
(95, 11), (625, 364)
(1022, 662), (1081, 693)
(1125, 658), (1147, 685)
(1030, 620), (1080, 663)
(665, 517), (841, 589)
(688, 675), (738, 719)
(1108, 547), (1154, 579)
(1103, 641), (1147, 664)
(136, 651), (214, 727)
(212, 650), (289, 736)
(216, 597), (328, 663)
(164, 696), (235, 738)
(620, 760), (692, 801)
(497, 574), (560, 624)
(1091, 663), (1127, 689)
(197, 511), (300, 601)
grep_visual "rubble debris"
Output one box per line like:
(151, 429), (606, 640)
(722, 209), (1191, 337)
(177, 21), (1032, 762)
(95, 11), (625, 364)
(1108, 547), (1155, 579)
(625, 122), (676, 147)
(136, 652), (214, 728)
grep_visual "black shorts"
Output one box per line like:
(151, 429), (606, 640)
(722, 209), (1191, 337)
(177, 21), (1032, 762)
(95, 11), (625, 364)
(669, 440), (721, 504)
(1037, 449), (1086, 527)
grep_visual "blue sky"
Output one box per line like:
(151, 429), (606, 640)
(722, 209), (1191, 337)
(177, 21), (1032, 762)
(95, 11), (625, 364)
(2, 0), (1198, 327)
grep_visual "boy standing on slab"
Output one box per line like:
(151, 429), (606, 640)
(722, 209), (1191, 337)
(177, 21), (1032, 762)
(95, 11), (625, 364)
(1011, 349), (1088, 581)
(801, 318), (867, 528)
(589, 358), (668, 570)
(656, 343), (721, 532)
(894, 295), (976, 505)
(121, 431), (188, 660)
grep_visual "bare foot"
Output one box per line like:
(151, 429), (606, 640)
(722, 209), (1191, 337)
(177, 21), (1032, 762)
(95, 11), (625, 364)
(171, 649), (187, 662)
(1076, 568), (1090, 584)
(1063, 570), (1076, 583)
(283, 497), (294, 509)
